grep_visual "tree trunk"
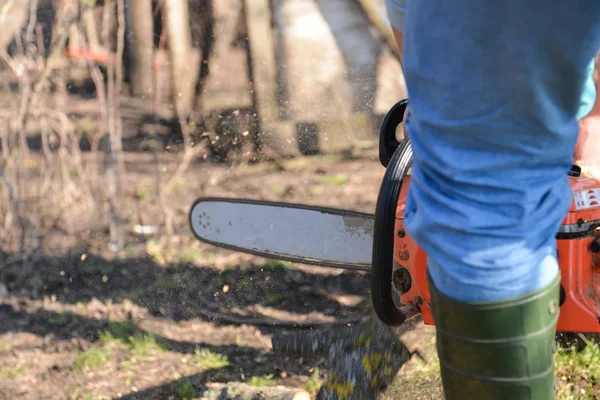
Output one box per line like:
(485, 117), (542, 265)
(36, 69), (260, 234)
(201, 383), (311, 400)
(162, 0), (194, 119)
(126, 0), (154, 98)
(105, 0), (126, 251)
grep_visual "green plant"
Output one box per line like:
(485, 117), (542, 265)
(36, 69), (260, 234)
(99, 321), (138, 344)
(48, 312), (72, 326)
(73, 346), (111, 371)
(146, 239), (166, 264)
(305, 368), (322, 396)
(0, 364), (28, 380)
(136, 187), (150, 200)
(264, 259), (292, 269)
(178, 247), (202, 263)
(555, 342), (600, 400)
(129, 333), (168, 357)
(318, 174), (350, 186)
(192, 347), (230, 370)
(247, 374), (276, 387)
(264, 293), (288, 306)
(174, 378), (197, 400)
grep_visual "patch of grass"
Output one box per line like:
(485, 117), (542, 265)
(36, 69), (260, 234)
(382, 372), (442, 400)
(149, 274), (179, 295)
(271, 184), (284, 195)
(264, 293), (288, 306)
(555, 342), (600, 400)
(146, 239), (166, 264)
(309, 186), (323, 196)
(305, 368), (322, 396)
(264, 259), (292, 269)
(73, 346), (111, 371)
(0, 364), (29, 380)
(98, 330), (123, 345)
(99, 321), (138, 344)
(174, 378), (197, 400)
(317, 174), (350, 186)
(100, 323), (167, 357)
(414, 357), (441, 380)
(247, 374), (276, 387)
(192, 347), (230, 370)
(98, 321), (168, 357)
(129, 333), (168, 357)
(119, 359), (138, 375)
(48, 312), (72, 326)
(136, 187), (150, 200)
(170, 178), (188, 193)
(178, 247), (202, 264)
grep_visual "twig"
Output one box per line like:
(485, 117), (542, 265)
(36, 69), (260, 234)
(25, 0), (39, 58)
(577, 332), (593, 347)
(10, 0), (82, 153)
(164, 142), (206, 193)
(0, 51), (24, 78)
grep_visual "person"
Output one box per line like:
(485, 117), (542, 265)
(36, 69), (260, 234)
(385, 0), (600, 398)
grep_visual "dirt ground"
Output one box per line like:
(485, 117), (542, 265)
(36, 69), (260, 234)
(1, 152), (599, 399)
(0, 151), (442, 400)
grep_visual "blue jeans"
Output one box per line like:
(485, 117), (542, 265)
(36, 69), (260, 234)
(386, 0), (600, 302)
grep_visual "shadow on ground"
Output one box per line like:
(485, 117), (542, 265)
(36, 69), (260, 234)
(0, 247), (389, 399)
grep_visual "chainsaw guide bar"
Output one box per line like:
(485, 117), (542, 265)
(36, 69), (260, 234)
(189, 197), (375, 271)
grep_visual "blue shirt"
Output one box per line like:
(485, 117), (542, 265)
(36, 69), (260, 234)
(387, 0), (600, 301)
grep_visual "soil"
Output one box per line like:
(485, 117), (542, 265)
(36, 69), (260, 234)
(1, 149), (443, 400)
(3, 149), (599, 399)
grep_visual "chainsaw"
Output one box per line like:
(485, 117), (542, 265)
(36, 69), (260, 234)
(189, 99), (600, 333)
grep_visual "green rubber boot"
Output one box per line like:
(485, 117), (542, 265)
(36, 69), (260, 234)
(428, 275), (560, 400)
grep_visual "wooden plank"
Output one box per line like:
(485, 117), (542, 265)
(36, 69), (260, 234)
(245, 0), (300, 156)
(201, 0), (252, 112)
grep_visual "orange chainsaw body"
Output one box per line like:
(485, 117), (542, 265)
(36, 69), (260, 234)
(394, 174), (600, 333)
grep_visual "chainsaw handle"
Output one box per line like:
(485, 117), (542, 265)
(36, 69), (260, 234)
(372, 138), (413, 326)
(379, 99), (409, 168)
